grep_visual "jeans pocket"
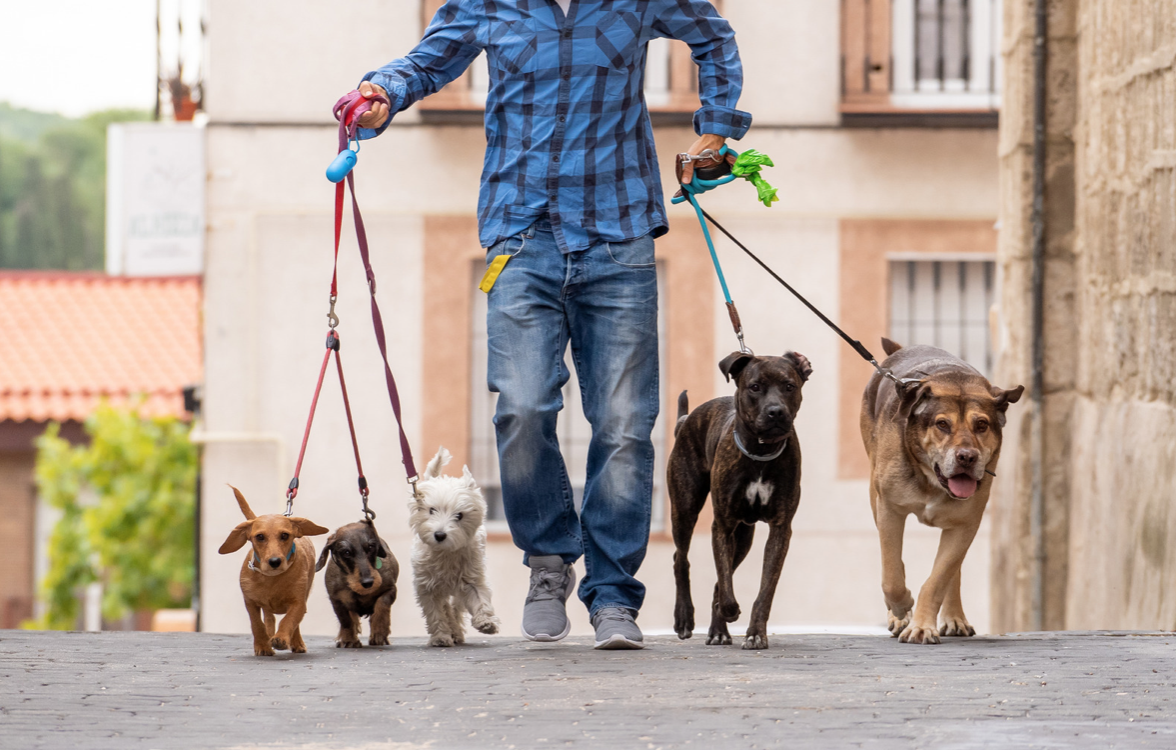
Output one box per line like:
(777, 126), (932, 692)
(486, 234), (527, 265)
(604, 234), (655, 268)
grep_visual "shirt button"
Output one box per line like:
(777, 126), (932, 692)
(562, 72), (570, 80)
(553, 155), (561, 162)
(563, 29), (571, 38)
(558, 115), (566, 123)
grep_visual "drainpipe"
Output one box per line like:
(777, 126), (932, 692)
(1028, 0), (1048, 632)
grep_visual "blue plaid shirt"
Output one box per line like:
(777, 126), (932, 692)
(360, 0), (751, 252)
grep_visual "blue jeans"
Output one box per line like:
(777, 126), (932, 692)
(485, 217), (659, 615)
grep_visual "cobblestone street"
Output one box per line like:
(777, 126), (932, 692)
(1, 630), (1174, 749)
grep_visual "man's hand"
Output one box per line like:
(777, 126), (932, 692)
(679, 134), (730, 186)
(356, 81), (391, 129)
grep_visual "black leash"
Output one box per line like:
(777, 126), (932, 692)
(698, 208), (914, 389)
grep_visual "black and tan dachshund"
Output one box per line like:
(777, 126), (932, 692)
(316, 520), (399, 648)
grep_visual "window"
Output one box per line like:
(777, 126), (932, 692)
(841, 0), (1001, 120)
(888, 258), (995, 376)
(469, 263), (668, 532)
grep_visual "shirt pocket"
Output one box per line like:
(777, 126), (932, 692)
(489, 18), (540, 76)
(594, 10), (643, 71)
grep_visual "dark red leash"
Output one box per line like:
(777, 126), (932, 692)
(284, 91), (421, 516)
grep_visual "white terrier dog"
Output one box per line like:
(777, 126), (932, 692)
(409, 447), (500, 647)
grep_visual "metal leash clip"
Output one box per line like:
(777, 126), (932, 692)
(358, 476), (375, 521)
(327, 294), (339, 329)
(679, 148), (724, 164)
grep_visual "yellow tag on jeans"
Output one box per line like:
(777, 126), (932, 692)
(479, 254), (511, 293)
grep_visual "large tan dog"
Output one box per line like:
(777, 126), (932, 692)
(218, 486), (328, 656)
(861, 339), (1023, 644)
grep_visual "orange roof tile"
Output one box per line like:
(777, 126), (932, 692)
(0, 272), (202, 422)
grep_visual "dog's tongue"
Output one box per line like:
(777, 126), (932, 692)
(948, 474), (978, 498)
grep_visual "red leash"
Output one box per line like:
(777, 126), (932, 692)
(284, 91), (421, 517)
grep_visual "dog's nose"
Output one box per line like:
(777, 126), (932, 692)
(360, 577), (374, 588)
(267, 557), (282, 569)
(956, 449), (979, 467)
(766, 405), (786, 422)
(433, 531), (448, 543)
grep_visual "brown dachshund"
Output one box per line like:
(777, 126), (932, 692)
(217, 486), (328, 656)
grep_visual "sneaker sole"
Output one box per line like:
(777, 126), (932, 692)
(520, 619), (572, 642)
(593, 633), (645, 650)
(520, 564), (577, 643)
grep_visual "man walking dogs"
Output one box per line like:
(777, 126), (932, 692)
(353, 0), (750, 649)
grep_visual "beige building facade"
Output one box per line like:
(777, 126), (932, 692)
(200, 0), (1007, 639)
(992, 0), (1176, 632)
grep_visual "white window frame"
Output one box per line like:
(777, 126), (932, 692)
(890, 0), (1002, 110)
(888, 254), (997, 377)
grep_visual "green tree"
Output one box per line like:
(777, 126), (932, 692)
(0, 104), (150, 270)
(31, 405), (196, 630)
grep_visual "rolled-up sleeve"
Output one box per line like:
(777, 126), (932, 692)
(357, 0), (485, 139)
(651, 0), (752, 139)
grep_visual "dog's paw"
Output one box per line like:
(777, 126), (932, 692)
(254, 642), (275, 657)
(452, 629), (466, 645)
(337, 637), (362, 649)
(428, 633), (455, 647)
(705, 625), (733, 646)
(673, 606), (695, 640)
(939, 616), (975, 637)
(742, 633), (769, 650)
(270, 636), (290, 651)
(898, 622), (941, 645)
(472, 614), (500, 635)
(368, 634), (390, 647)
(291, 640), (307, 654)
(887, 610), (912, 637)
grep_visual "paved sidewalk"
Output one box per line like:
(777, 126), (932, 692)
(1, 630), (1173, 749)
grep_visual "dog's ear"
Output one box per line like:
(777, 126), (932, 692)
(896, 378), (931, 422)
(881, 338), (903, 357)
(289, 518), (329, 538)
(228, 484), (256, 520)
(425, 446), (453, 479)
(989, 384), (1025, 426)
(461, 465), (479, 490)
(218, 520), (253, 554)
(719, 351), (755, 383)
(991, 384), (1024, 411)
(315, 531), (337, 571)
(784, 351), (812, 382)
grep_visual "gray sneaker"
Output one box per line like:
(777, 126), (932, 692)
(521, 555), (576, 642)
(591, 607), (645, 650)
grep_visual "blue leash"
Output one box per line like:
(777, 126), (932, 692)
(673, 145), (751, 354)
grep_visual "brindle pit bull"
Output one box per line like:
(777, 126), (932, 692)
(862, 339), (1023, 644)
(669, 350), (811, 650)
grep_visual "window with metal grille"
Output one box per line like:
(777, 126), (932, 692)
(469, 264), (668, 532)
(891, 0), (1001, 108)
(888, 258), (995, 376)
(841, 0), (1001, 115)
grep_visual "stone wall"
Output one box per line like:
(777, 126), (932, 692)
(993, 0), (1176, 631)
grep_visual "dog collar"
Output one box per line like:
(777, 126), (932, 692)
(248, 541), (296, 572)
(733, 429), (788, 462)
